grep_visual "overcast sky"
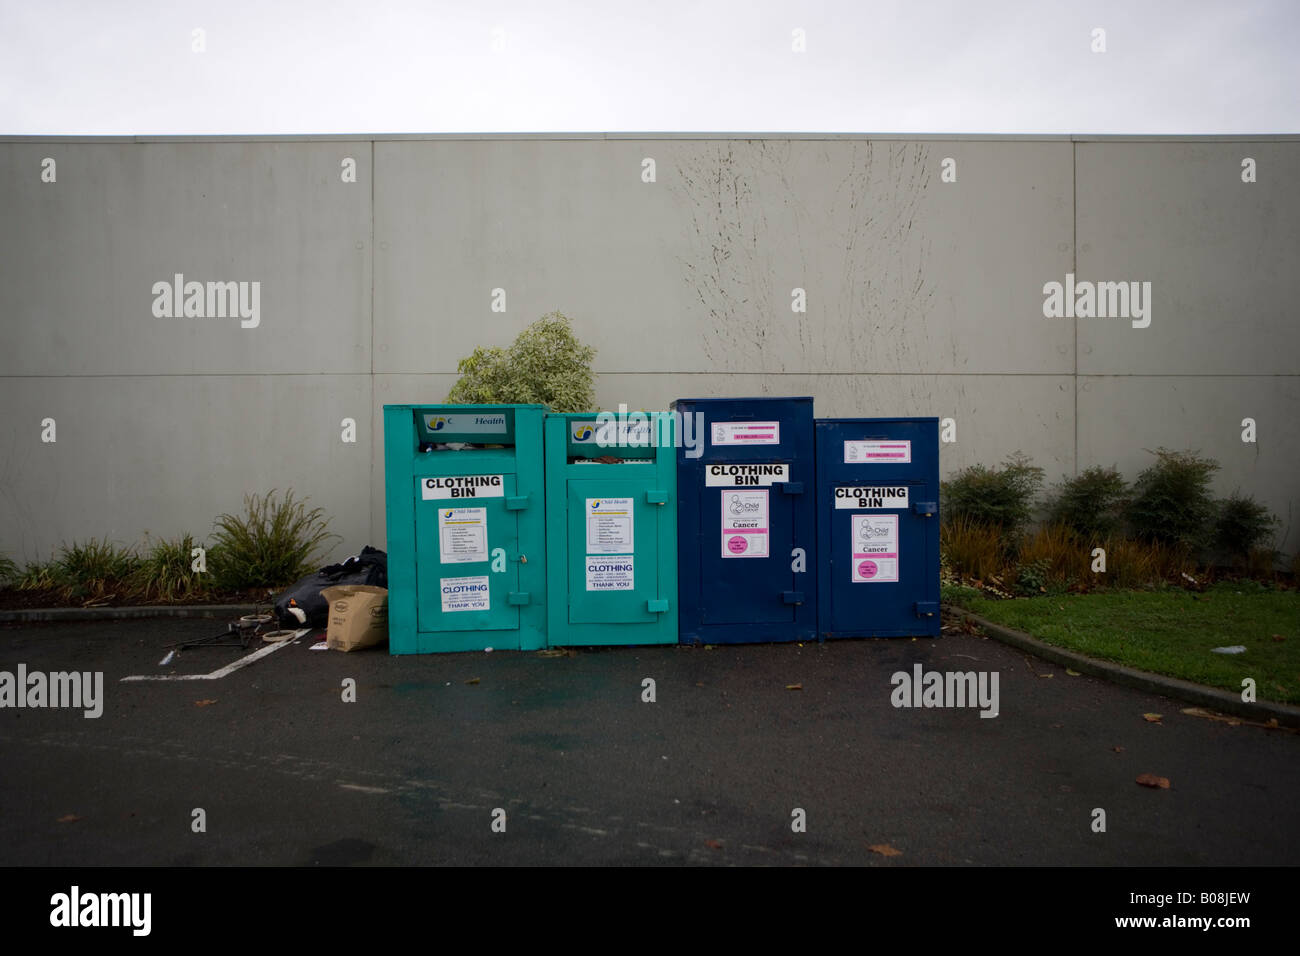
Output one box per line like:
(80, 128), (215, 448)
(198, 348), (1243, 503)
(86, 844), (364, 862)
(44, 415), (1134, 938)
(1, 0), (1297, 135)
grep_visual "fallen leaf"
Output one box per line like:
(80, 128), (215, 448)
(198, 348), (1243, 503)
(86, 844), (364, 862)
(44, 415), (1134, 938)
(705, 839), (723, 850)
(1271, 634), (1285, 642)
(1038, 673), (1054, 679)
(1065, 669), (1081, 676)
(1112, 746), (1125, 753)
(695, 682), (705, 687)
(464, 677), (480, 685)
(1136, 773), (1171, 789)
(867, 843), (903, 857)
(785, 683), (803, 691)
(1180, 707), (1297, 732)
(1180, 707), (1242, 727)
(1142, 713), (1163, 723)
(194, 699), (218, 707)
(56, 813), (81, 823)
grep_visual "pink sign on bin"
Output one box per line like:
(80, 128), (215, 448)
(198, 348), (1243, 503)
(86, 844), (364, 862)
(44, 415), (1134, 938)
(844, 440), (912, 464)
(851, 514), (899, 583)
(721, 490), (769, 558)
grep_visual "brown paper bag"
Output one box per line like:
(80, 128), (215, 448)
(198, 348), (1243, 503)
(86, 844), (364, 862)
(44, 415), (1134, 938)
(320, 584), (389, 651)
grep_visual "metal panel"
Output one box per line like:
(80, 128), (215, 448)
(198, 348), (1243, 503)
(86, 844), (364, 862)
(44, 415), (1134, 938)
(415, 474), (520, 636)
(816, 418), (940, 639)
(383, 403), (546, 654)
(674, 396), (816, 644)
(544, 412), (677, 647)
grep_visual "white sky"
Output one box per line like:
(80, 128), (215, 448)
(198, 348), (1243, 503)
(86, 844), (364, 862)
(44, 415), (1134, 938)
(1, 0), (1297, 135)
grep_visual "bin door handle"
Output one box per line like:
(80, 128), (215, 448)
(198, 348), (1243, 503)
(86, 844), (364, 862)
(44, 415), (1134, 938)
(508, 591), (531, 606)
(914, 601), (939, 617)
(912, 501), (937, 517)
(505, 495), (529, 511)
(776, 481), (804, 495)
(782, 591), (805, 605)
(647, 598), (669, 613)
(645, 490), (668, 505)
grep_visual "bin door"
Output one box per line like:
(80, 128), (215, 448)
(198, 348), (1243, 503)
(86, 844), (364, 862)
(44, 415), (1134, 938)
(700, 483), (797, 625)
(829, 480), (934, 634)
(568, 480), (657, 624)
(414, 475), (520, 632)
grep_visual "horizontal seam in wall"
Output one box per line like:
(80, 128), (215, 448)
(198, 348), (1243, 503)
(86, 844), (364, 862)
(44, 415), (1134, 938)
(2, 372), (1297, 380)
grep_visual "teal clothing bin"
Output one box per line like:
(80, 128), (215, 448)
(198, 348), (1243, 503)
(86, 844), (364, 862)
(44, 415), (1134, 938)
(383, 404), (547, 654)
(543, 412), (678, 647)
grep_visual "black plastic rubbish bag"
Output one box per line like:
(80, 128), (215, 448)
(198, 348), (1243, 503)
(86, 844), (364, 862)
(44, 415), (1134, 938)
(273, 546), (387, 629)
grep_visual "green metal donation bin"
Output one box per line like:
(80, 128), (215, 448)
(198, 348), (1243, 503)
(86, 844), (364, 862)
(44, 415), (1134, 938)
(543, 412), (678, 646)
(383, 404), (547, 654)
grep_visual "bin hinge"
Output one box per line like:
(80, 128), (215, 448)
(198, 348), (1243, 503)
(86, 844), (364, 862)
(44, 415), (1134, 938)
(782, 591), (805, 605)
(775, 481), (804, 495)
(505, 495), (530, 511)
(647, 598), (669, 613)
(912, 501), (937, 517)
(914, 601), (939, 617)
(508, 591), (531, 606)
(645, 490), (668, 505)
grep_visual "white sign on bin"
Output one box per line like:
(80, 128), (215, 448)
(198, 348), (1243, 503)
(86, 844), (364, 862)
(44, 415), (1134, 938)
(586, 497), (634, 554)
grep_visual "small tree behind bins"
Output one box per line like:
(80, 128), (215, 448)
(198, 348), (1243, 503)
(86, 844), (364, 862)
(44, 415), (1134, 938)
(446, 312), (597, 413)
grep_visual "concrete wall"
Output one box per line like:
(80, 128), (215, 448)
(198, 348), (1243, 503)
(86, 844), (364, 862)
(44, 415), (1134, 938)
(2, 134), (1297, 565)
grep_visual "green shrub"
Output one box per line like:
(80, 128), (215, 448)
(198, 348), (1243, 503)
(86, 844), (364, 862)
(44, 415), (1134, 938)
(446, 311), (597, 412)
(17, 557), (64, 591)
(131, 533), (212, 602)
(940, 582), (982, 605)
(941, 453), (1044, 536)
(208, 490), (338, 590)
(1213, 493), (1278, 564)
(0, 552), (18, 585)
(1126, 448), (1218, 551)
(1046, 466), (1128, 539)
(56, 538), (142, 601)
(1014, 557), (1052, 595)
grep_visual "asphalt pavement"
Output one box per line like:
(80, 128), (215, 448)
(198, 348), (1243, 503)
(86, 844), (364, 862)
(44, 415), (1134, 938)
(1, 617), (1296, 866)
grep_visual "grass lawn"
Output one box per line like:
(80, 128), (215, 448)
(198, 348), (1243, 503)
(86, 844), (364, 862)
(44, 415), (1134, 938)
(955, 584), (1300, 705)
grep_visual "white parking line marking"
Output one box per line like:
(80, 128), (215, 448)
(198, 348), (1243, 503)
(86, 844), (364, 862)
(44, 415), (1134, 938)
(120, 630), (310, 682)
